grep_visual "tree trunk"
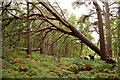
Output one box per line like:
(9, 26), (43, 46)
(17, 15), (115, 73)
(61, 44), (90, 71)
(51, 32), (54, 56)
(118, 1), (120, 75)
(64, 43), (68, 57)
(114, 40), (117, 57)
(40, 44), (44, 54)
(26, 0), (31, 54)
(47, 35), (50, 55)
(93, 2), (107, 60)
(104, 2), (112, 57)
(79, 42), (83, 56)
(86, 46), (88, 55)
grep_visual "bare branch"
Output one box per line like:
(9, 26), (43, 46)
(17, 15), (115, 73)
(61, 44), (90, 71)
(4, 27), (52, 37)
(54, 1), (66, 19)
(52, 33), (65, 45)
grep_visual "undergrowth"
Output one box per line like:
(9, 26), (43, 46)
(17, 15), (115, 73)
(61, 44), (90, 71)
(2, 50), (119, 79)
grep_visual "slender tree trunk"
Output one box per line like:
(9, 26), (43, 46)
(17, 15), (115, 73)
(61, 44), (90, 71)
(86, 46), (88, 55)
(79, 42), (83, 56)
(62, 46), (65, 57)
(114, 40), (117, 57)
(27, 0), (31, 54)
(40, 32), (44, 54)
(93, 2), (107, 60)
(51, 32), (54, 56)
(63, 47), (65, 57)
(64, 43), (68, 57)
(104, 2), (112, 57)
(47, 36), (50, 55)
(51, 44), (54, 56)
(118, 2), (120, 57)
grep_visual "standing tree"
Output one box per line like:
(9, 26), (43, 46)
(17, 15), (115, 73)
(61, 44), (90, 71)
(26, 0), (31, 54)
(72, 0), (118, 60)
(103, 1), (112, 57)
(93, 1), (107, 60)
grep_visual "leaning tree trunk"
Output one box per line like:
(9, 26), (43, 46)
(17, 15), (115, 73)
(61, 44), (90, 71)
(93, 2), (107, 60)
(104, 2), (112, 57)
(38, 1), (101, 56)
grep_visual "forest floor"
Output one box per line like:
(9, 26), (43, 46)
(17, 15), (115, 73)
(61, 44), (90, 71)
(2, 50), (119, 79)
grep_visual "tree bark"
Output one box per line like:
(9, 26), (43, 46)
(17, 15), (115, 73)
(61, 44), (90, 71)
(104, 2), (112, 57)
(27, 0), (31, 54)
(93, 2), (107, 60)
